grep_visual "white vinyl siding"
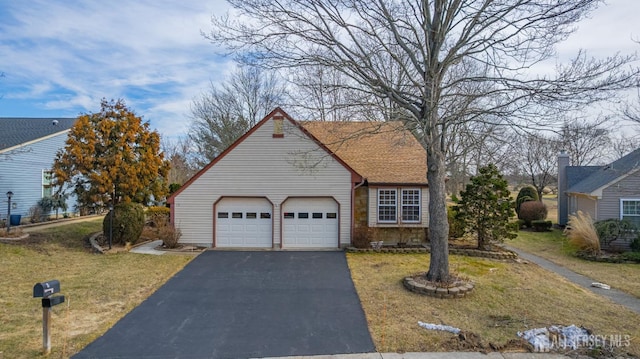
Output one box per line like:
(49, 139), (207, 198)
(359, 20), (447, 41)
(172, 113), (353, 247)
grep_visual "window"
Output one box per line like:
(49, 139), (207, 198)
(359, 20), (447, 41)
(298, 212), (309, 219)
(312, 213), (323, 219)
(401, 189), (421, 222)
(284, 212), (295, 219)
(232, 212), (243, 219)
(246, 212), (257, 219)
(621, 199), (640, 227)
(260, 212), (271, 219)
(378, 189), (397, 222)
(42, 170), (53, 198)
(217, 212), (229, 219)
(326, 213), (337, 219)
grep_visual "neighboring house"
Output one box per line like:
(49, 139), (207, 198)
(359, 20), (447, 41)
(558, 148), (640, 250)
(168, 108), (429, 249)
(0, 118), (77, 222)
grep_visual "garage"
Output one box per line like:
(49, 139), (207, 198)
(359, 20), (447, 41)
(282, 197), (339, 248)
(215, 197), (273, 248)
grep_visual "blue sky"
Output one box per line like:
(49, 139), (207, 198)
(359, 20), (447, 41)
(0, 0), (638, 138)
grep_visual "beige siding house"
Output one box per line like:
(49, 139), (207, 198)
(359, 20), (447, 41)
(168, 108), (429, 249)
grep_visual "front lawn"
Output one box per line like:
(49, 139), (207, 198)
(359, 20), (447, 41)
(511, 229), (640, 299)
(347, 252), (640, 356)
(0, 218), (193, 358)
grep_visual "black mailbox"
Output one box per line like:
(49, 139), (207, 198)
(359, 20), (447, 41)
(33, 280), (61, 298)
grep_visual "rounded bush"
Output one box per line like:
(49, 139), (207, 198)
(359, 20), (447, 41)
(103, 202), (145, 245)
(518, 200), (547, 227)
(516, 186), (539, 215)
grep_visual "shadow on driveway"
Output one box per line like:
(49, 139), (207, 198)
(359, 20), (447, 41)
(73, 251), (375, 358)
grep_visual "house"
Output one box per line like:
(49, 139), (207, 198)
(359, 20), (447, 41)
(558, 148), (640, 249)
(0, 117), (77, 223)
(168, 108), (429, 249)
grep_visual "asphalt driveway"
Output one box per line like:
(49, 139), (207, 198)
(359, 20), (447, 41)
(73, 251), (375, 358)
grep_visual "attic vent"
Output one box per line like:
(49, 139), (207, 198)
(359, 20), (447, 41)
(273, 116), (284, 138)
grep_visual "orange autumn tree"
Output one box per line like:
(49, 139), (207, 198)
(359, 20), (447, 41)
(53, 99), (170, 212)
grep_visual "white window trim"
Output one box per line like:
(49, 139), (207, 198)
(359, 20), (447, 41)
(42, 169), (53, 198)
(377, 188), (397, 223)
(401, 188), (421, 223)
(620, 198), (640, 220)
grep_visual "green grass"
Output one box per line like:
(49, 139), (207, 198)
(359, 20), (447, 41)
(348, 252), (640, 355)
(0, 218), (193, 358)
(511, 229), (640, 298)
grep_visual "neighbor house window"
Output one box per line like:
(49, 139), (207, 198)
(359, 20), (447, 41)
(401, 189), (421, 223)
(42, 170), (53, 198)
(621, 199), (640, 227)
(378, 189), (397, 222)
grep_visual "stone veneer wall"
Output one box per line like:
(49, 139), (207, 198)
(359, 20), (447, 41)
(354, 186), (368, 228)
(370, 227), (428, 244)
(353, 185), (428, 244)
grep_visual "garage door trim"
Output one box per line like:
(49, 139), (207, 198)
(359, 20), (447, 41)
(213, 196), (274, 248)
(281, 196), (340, 249)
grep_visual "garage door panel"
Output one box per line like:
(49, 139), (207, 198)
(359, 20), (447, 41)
(216, 198), (272, 248)
(282, 198), (338, 248)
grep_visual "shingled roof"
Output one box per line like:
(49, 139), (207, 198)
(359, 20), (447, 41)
(567, 148), (640, 195)
(302, 121), (427, 185)
(0, 118), (76, 152)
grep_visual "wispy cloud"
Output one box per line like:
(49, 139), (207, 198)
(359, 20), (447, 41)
(0, 0), (638, 138)
(0, 0), (232, 137)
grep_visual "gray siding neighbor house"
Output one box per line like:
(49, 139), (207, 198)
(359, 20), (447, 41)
(0, 118), (77, 223)
(558, 148), (640, 250)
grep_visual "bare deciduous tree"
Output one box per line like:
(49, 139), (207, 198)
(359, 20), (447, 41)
(162, 137), (198, 185)
(206, 0), (639, 282)
(189, 65), (287, 167)
(517, 134), (562, 200)
(560, 117), (612, 166)
(609, 133), (638, 160)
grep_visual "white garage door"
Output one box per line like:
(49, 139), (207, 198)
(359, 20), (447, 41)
(215, 198), (272, 248)
(282, 198), (339, 248)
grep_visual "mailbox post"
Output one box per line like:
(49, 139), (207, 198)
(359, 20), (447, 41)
(33, 280), (65, 354)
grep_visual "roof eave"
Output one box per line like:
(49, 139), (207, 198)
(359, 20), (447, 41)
(0, 129), (71, 154)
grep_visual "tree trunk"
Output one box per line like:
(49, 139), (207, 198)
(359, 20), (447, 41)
(426, 149), (450, 282)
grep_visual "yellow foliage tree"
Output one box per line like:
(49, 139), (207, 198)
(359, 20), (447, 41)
(53, 99), (170, 211)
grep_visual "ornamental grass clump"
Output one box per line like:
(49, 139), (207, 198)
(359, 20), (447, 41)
(564, 211), (600, 255)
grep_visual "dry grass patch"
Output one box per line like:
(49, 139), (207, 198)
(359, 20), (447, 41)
(347, 252), (640, 355)
(565, 211), (600, 254)
(511, 229), (640, 299)
(0, 218), (193, 358)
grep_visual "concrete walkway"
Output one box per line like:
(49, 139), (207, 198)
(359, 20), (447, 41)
(507, 246), (640, 314)
(129, 239), (165, 255)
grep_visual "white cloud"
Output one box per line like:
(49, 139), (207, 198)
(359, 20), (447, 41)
(0, 0), (232, 135)
(1, 0), (638, 137)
